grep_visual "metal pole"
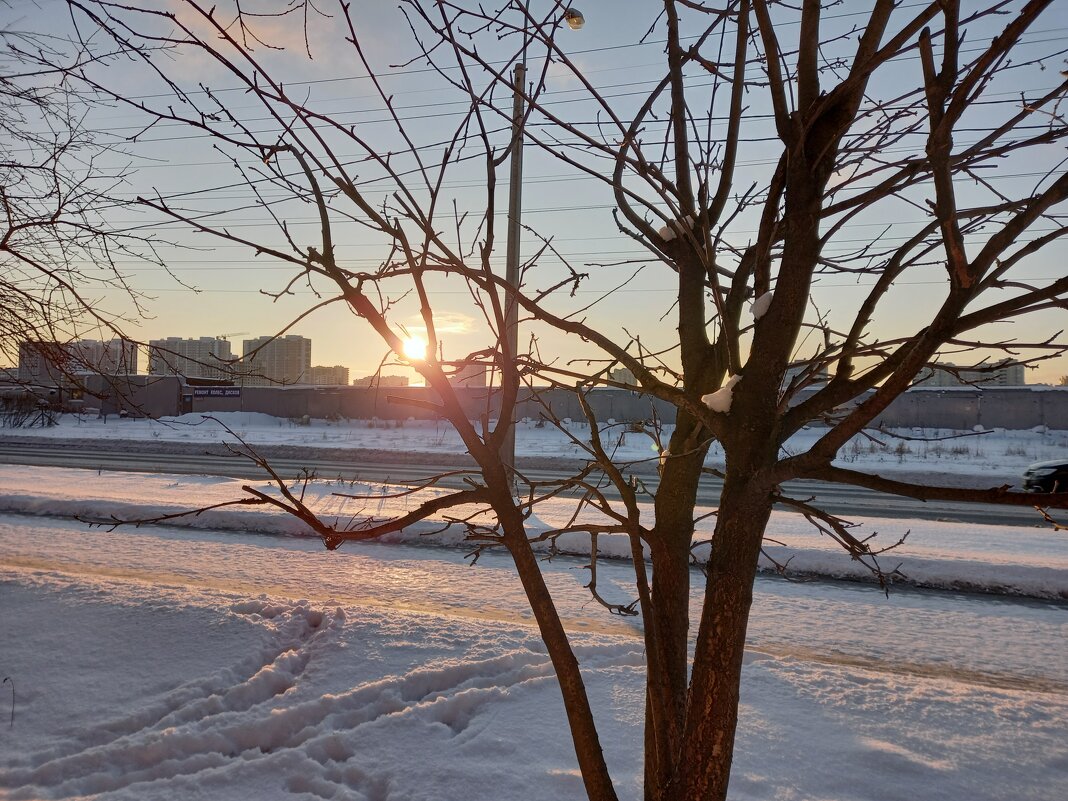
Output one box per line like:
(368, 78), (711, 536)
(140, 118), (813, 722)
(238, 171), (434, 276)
(501, 61), (526, 477)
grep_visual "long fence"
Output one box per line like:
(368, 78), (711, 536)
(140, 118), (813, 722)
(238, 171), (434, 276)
(70, 377), (1068, 431)
(869, 387), (1068, 430)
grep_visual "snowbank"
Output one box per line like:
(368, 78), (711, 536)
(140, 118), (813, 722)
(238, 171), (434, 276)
(0, 465), (1063, 600)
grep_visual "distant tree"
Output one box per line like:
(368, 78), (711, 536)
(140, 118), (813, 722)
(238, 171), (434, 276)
(64, 1), (1068, 799)
(0, 392), (56, 428)
(0, 12), (153, 388)
(1059, 375), (1068, 386)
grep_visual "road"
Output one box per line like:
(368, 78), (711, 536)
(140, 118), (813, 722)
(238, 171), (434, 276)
(0, 440), (1049, 526)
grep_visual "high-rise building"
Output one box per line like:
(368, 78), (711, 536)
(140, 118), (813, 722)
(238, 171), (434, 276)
(72, 339), (139, 375)
(308, 365), (350, 386)
(240, 335), (312, 386)
(149, 337), (233, 380)
(17, 342), (67, 384)
(917, 360), (1026, 387)
(18, 338), (138, 383)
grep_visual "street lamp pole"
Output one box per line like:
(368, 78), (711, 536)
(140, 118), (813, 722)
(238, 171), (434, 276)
(500, 59), (526, 477)
(500, 7), (583, 478)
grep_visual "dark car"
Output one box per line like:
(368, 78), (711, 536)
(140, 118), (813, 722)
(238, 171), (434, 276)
(1022, 459), (1068, 493)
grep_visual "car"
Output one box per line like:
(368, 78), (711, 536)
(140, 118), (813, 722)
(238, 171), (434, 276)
(1022, 459), (1068, 493)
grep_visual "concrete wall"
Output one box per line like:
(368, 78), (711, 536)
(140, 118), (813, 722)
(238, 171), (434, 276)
(79, 374), (184, 417)
(872, 387), (1068, 430)
(169, 385), (679, 425)
(75, 379), (1068, 430)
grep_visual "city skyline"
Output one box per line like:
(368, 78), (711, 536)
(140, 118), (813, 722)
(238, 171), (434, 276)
(11, 333), (1052, 389)
(13, 334), (409, 386)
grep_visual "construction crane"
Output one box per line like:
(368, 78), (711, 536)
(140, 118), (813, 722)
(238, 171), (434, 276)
(216, 331), (249, 341)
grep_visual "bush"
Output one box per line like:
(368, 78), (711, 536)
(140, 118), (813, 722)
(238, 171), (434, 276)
(0, 395), (58, 428)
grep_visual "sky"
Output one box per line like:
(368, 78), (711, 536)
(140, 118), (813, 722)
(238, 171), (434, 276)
(3, 0), (1066, 384)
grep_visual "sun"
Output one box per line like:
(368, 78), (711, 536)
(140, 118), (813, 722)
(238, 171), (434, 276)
(401, 335), (428, 361)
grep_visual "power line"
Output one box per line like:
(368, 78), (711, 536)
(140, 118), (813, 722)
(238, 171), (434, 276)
(74, 74), (1062, 154)
(83, 170), (1068, 232)
(11, 14), (1062, 145)
(73, 224), (1065, 270)
(80, 2), (1066, 107)
(93, 274), (1067, 296)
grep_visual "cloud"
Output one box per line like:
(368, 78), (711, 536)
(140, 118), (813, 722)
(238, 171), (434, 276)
(152, 0), (377, 85)
(543, 56), (586, 91)
(163, 0), (322, 55)
(405, 311), (477, 337)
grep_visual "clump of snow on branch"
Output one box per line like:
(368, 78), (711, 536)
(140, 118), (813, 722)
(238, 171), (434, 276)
(751, 291), (774, 320)
(657, 214), (695, 242)
(657, 224), (676, 242)
(702, 375), (741, 413)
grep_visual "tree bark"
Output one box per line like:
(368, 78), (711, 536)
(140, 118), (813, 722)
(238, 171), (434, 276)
(644, 415), (709, 798)
(643, 533), (691, 795)
(496, 500), (619, 801)
(676, 476), (774, 801)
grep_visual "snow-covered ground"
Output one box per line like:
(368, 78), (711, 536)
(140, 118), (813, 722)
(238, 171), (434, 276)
(1, 416), (1065, 799)
(4, 411), (1067, 484)
(2, 511), (1066, 801)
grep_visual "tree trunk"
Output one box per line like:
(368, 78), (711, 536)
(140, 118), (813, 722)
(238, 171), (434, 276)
(643, 533), (692, 797)
(675, 476), (774, 801)
(496, 500), (619, 801)
(644, 417), (710, 799)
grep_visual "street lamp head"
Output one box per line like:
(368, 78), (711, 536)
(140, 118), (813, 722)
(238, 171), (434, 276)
(564, 7), (584, 30)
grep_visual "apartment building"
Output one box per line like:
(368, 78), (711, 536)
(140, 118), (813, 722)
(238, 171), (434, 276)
(308, 365), (350, 386)
(240, 335), (312, 386)
(917, 360), (1026, 387)
(18, 338), (138, 383)
(148, 337), (234, 380)
(449, 363), (488, 388)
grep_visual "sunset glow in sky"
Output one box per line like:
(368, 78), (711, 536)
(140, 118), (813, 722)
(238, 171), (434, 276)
(4, 0), (1065, 384)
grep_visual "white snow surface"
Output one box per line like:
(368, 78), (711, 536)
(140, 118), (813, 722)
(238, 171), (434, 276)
(1, 504), (1066, 800)
(0, 464), (1064, 599)
(1, 415), (1067, 798)
(657, 214), (695, 242)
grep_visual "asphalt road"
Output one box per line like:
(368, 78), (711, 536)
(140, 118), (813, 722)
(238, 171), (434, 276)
(0, 440), (1051, 527)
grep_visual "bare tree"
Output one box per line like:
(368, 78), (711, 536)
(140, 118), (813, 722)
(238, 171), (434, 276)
(0, 7), (157, 397)
(61, 1), (1068, 799)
